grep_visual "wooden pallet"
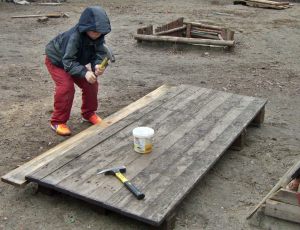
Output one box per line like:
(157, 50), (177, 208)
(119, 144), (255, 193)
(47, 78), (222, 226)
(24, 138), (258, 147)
(234, 0), (291, 9)
(134, 18), (235, 52)
(248, 159), (300, 219)
(265, 188), (300, 223)
(2, 84), (267, 229)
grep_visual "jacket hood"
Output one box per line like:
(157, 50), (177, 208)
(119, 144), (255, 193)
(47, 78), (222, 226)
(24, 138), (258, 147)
(78, 6), (111, 35)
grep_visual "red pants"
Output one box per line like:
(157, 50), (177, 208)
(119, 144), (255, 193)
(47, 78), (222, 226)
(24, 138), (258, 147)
(45, 56), (98, 126)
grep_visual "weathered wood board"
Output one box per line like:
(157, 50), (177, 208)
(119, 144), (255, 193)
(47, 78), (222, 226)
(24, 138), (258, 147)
(264, 188), (300, 224)
(265, 199), (300, 224)
(247, 158), (300, 219)
(24, 84), (267, 227)
(1, 84), (176, 187)
(269, 189), (300, 207)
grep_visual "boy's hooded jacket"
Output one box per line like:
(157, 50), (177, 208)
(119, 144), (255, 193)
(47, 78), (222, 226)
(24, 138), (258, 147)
(45, 6), (111, 78)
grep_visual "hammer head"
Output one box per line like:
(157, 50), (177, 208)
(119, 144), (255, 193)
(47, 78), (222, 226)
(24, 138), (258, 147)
(97, 166), (126, 175)
(103, 44), (115, 63)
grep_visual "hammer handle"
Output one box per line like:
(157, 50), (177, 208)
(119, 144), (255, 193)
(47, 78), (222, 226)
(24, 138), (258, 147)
(115, 172), (145, 200)
(88, 57), (108, 85)
(99, 57), (108, 69)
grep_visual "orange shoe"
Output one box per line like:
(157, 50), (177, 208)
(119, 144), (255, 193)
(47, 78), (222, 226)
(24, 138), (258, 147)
(82, 114), (102, 124)
(51, 124), (71, 136)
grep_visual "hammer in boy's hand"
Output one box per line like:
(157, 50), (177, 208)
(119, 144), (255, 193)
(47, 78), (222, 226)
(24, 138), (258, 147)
(99, 44), (115, 68)
(97, 166), (145, 200)
(91, 44), (115, 84)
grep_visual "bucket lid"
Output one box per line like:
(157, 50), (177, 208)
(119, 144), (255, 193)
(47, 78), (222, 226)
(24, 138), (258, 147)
(132, 127), (154, 138)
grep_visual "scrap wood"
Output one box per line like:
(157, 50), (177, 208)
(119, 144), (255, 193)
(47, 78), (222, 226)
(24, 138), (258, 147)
(136, 18), (235, 51)
(247, 0), (290, 5)
(134, 34), (235, 47)
(184, 22), (222, 31)
(247, 159), (300, 219)
(154, 25), (187, 36)
(234, 0), (291, 9)
(37, 2), (62, 5)
(12, 12), (69, 18)
(265, 199), (300, 224)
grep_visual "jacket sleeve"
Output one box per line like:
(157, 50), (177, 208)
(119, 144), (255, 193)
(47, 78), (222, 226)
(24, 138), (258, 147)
(62, 34), (87, 78)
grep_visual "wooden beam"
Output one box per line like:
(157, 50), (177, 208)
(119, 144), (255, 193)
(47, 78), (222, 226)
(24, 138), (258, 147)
(229, 129), (246, 150)
(134, 34), (235, 47)
(137, 25), (153, 35)
(251, 106), (265, 126)
(154, 25), (187, 36)
(184, 22), (222, 31)
(186, 23), (192, 38)
(265, 199), (300, 224)
(12, 14), (63, 18)
(247, 158), (300, 219)
(269, 189), (300, 207)
(1, 84), (177, 187)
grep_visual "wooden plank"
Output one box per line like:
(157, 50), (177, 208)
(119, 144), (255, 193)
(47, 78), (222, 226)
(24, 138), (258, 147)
(155, 18), (184, 37)
(127, 96), (265, 225)
(251, 106), (265, 126)
(23, 85), (268, 226)
(154, 25), (186, 36)
(41, 87), (216, 194)
(157, 212), (176, 230)
(186, 23), (191, 38)
(241, 0), (286, 9)
(190, 32), (220, 40)
(12, 14), (63, 18)
(25, 85), (191, 184)
(134, 34), (235, 46)
(265, 199), (300, 223)
(191, 27), (220, 35)
(248, 0), (288, 5)
(137, 25), (153, 35)
(1, 84), (176, 187)
(229, 129), (246, 150)
(247, 157), (300, 219)
(78, 93), (265, 225)
(270, 189), (300, 207)
(184, 22), (222, 31)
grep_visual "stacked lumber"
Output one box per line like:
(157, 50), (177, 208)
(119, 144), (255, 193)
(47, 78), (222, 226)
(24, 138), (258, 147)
(155, 17), (185, 37)
(134, 18), (235, 52)
(265, 168), (300, 224)
(183, 22), (235, 41)
(248, 160), (300, 219)
(234, 0), (291, 9)
(265, 188), (300, 223)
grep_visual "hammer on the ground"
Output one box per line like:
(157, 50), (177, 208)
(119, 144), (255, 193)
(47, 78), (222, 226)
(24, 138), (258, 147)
(97, 166), (145, 200)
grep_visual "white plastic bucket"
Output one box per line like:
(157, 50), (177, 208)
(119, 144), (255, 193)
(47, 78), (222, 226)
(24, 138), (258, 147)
(132, 127), (155, 153)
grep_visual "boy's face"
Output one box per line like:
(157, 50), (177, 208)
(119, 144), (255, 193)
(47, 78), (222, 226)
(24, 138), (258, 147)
(86, 31), (102, 40)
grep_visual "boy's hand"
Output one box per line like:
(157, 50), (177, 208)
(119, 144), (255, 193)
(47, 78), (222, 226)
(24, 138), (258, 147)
(85, 71), (97, 84)
(95, 65), (105, 76)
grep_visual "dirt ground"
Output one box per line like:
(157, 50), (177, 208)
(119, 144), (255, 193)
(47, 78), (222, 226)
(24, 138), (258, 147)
(1, 0), (300, 229)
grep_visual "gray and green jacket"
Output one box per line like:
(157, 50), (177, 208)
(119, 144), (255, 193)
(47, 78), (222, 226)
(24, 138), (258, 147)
(45, 6), (111, 78)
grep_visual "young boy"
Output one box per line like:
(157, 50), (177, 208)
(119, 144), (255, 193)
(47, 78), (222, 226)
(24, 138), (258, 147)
(45, 6), (111, 136)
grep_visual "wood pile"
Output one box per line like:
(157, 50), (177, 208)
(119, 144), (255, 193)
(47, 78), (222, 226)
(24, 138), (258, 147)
(248, 160), (300, 220)
(134, 17), (235, 52)
(265, 167), (300, 223)
(234, 0), (292, 9)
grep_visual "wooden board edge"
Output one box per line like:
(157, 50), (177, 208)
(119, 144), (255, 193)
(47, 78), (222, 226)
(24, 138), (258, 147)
(265, 199), (300, 224)
(269, 188), (300, 207)
(1, 84), (177, 187)
(247, 158), (300, 219)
